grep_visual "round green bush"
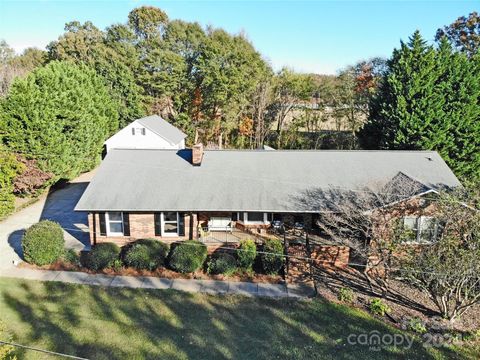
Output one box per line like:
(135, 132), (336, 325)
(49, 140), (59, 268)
(261, 238), (285, 274)
(22, 220), (65, 266)
(168, 240), (207, 273)
(124, 239), (169, 270)
(207, 252), (237, 275)
(83, 243), (120, 271)
(237, 238), (257, 269)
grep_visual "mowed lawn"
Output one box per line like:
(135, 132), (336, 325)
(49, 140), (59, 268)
(0, 278), (477, 360)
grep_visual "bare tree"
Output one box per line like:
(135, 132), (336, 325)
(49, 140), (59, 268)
(294, 173), (426, 294)
(402, 186), (480, 321)
(250, 80), (273, 148)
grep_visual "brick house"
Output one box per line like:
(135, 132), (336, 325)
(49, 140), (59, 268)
(75, 142), (461, 251)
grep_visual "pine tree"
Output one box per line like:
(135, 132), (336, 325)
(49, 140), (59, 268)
(359, 31), (480, 180)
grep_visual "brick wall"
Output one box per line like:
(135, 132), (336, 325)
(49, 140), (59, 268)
(286, 243), (311, 284)
(88, 212), (197, 247)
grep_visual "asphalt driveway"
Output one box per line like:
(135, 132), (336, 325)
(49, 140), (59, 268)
(0, 171), (94, 270)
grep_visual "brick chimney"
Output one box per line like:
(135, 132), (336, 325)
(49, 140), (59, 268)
(192, 143), (204, 166)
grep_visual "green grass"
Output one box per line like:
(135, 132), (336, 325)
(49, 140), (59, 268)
(0, 278), (477, 360)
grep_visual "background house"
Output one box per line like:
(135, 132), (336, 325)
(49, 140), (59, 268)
(103, 115), (187, 153)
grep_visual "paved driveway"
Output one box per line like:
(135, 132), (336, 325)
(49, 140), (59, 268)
(0, 171), (94, 270)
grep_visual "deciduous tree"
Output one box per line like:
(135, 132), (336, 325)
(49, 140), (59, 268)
(436, 12), (480, 57)
(403, 186), (480, 321)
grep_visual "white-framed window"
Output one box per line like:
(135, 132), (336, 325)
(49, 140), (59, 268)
(162, 212), (179, 236)
(132, 127), (146, 135)
(239, 212), (268, 224)
(402, 216), (439, 243)
(106, 211), (124, 236)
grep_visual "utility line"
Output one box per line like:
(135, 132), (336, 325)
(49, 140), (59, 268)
(0, 340), (89, 360)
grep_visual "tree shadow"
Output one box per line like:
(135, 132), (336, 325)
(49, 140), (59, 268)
(313, 267), (436, 316)
(0, 278), (469, 359)
(39, 181), (90, 251)
(5, 179), (91, 263)
(7, 229), (24, 260)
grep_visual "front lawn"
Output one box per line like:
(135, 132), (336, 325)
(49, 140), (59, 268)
(0, 278), (477, 359)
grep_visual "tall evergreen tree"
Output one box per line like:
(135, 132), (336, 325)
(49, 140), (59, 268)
(0, 61), (118, 180)
(48, 21), (144, 127)
(359, 31), (480, 180)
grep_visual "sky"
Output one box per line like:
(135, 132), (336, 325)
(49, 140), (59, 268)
(0, 0), (478, 74)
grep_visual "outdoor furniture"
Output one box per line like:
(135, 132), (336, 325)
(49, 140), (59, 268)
(207, 217), (233, 232)
(271, 220), (284, 234)
(294, 222), (305, 235)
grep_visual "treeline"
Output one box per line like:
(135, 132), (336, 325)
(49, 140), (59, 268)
(0, 7), (479, 218)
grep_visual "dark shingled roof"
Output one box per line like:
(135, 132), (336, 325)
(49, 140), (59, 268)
(75, 149), (461, 212)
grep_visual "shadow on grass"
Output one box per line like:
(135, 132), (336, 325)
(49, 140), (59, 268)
(0, 278), (469, 360)
(313, 267), (436, 316)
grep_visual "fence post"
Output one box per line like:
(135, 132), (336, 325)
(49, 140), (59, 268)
(305, 229), (318, 295)
(283, 229), (289, 277)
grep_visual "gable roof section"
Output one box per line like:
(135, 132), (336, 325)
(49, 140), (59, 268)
(136, 115), (186, 145)
(75, 149), (461, 212)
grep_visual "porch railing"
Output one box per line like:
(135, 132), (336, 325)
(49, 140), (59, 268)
(198, 227), (237, 243)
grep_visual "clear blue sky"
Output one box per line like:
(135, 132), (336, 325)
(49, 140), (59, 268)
(0, 1), (478, 74)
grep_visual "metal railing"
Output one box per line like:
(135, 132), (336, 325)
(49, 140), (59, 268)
(198, 226), (237, 243)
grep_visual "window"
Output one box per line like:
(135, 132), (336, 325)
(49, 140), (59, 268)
(131, 127), (146, 135)
(107, 212), (123, 235)
(402, 216), (439, 243)
(239, 212), (267, 224)
(162, 212), (178, 235)
(247, 212), (264, 222)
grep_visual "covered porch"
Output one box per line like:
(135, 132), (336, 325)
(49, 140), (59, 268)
(195, 211), (316, 244)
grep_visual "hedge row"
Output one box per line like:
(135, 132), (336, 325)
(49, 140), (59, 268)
(83, 238), (285, 275)
(22, 222), (285, 275)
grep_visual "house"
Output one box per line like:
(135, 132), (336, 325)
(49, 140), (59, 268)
(75, 142), (461, 248)
(103, 115), (187, 153)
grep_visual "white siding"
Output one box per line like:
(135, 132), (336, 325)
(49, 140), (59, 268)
(104, 120), (185, 152)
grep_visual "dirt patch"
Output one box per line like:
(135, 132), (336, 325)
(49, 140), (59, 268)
(313, 266), (480, 334)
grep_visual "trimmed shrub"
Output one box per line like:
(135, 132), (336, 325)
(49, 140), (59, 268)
(261, 238), (285, 274)
(111, 259), (123, 272)
(168, 240), (207, 273)
(62, 248), (80, 266)
(22, 220), (65, 265)
(369, 298), (391, 316)
(124, 239), (169, 270)
(83, 243), (120, 271)
(237, 238), (257, 270)
(207, 252), (237, 275)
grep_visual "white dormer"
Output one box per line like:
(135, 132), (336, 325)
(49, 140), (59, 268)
(104, 115), (187, 153)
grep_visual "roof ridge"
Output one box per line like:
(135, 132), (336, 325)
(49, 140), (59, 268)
(108, 148), (439, 154)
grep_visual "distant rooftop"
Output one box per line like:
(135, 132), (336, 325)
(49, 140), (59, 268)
(137, 115), (186, 145)
(75, 149), (461, 213)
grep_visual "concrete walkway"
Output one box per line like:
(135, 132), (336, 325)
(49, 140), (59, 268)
(0, 267), (315, 298)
